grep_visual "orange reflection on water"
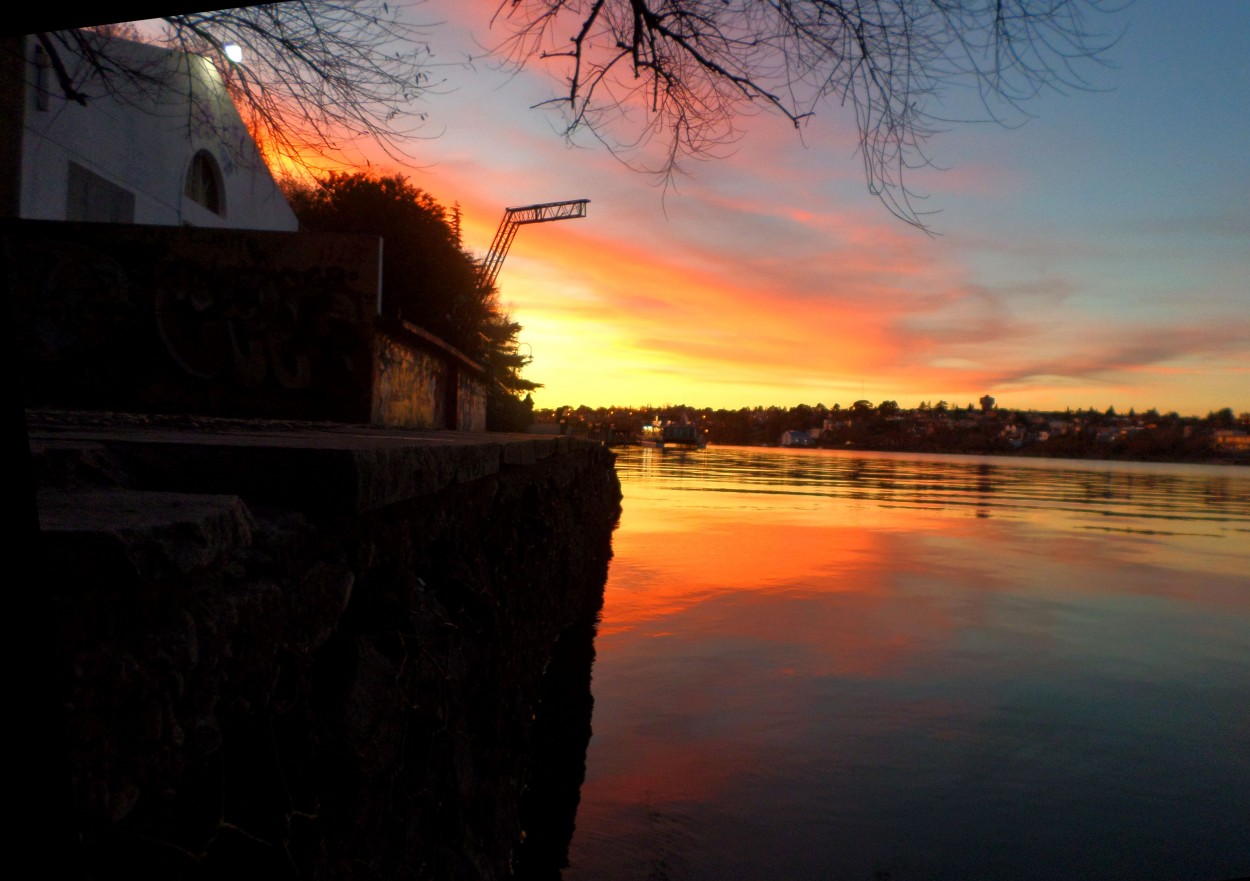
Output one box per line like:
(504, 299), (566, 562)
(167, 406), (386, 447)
(602, 448), (1250, 645)
(601, 493), (985, 684)
(568, 448), (1250, 880)
(603, 498), (885, 634)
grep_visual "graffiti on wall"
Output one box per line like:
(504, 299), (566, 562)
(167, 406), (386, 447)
(6, 221), (381, 419)
(370, 321), (489, 431)
(9, 239), (139, 369)
(154, 259), (365, 390)
(371, 331), (442, 430)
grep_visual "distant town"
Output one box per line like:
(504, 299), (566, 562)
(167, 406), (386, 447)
(533, 397), (1250, 464)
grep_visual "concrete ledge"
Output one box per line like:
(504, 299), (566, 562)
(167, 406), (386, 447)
(28, 418), (604, 514)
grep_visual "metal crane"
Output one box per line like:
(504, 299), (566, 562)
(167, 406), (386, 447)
(477, 198), (589, 292)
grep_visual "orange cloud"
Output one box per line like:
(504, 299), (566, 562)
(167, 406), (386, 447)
(279, 0), (1250, 415)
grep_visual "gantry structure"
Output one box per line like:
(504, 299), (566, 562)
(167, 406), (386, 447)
(477, 199), (589, 292)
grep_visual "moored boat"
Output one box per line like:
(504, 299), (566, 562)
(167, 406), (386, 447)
(639, 418), (707, 450)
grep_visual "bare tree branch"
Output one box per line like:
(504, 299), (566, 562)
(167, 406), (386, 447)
(32, 2), (436, 175)
(158, 2), (435, 171)
(29, 2), (1123, 231)
(488, 0), (1124, 230)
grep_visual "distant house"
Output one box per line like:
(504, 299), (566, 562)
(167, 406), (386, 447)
(1213, 430), (1250, 451)
(19, 30), (296, 231)
(780, 429), (816, 447)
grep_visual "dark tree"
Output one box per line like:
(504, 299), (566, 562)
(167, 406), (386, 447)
(1207, 407), (1235, 428)
(286, 173), (484, 349)
(285, 172), (539, 424)
(481, 312), (542, 429)
(489, 0), (1121, 229)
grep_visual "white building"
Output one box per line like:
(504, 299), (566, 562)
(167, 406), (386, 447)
(19, 30), (296, 231)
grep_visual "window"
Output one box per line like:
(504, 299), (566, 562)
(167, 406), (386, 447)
(66, 162), (135, 223)
(32, 44), (49, 111)
(185, 150), (225, 216)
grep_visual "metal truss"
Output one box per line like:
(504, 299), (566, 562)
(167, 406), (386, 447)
(477, 199), (589, 292)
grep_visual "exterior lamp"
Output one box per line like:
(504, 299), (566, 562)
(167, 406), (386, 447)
(223, 43), (243, 63)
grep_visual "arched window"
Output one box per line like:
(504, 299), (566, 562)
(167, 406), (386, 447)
(185, 150), (225, 216)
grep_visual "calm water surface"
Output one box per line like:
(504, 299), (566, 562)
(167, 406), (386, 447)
(563, 447), (1250, 881)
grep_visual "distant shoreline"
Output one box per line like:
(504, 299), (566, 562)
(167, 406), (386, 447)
(755, 441), (1248, 468)
(543, 405), (1250, 468)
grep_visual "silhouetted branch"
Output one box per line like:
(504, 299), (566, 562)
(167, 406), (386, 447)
(32, 2), (434, 173)
(159, 3), (434, 170)
(489, 0), (1123, 230)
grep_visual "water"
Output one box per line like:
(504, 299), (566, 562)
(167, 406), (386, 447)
(563, 446), (1250, 881)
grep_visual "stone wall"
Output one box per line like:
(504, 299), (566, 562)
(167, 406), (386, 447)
(33, 415), (621, 879)
(7, 220), (380, 421)
(371, 320), (488, 431)
(372, 330), (448, 430)
(457, 368), (489, 433)
(5, 220), (490, 431)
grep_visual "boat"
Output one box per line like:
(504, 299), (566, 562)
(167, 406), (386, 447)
(639, 417), (707, 450)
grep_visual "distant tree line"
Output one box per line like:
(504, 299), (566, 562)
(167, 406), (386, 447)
(537, 403), (1249, 464)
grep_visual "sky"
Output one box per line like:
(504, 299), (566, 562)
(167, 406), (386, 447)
(298, 0), (1248, 415)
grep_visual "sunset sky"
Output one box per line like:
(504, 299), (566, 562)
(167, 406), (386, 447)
(315, 1), (1248, 415)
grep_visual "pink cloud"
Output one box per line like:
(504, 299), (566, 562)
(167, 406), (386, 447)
(300, 1), (1250, 414)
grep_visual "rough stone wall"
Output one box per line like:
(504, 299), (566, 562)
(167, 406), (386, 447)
(457, 369), (488, 432)
(371, 330), (445, 429)
(39, 429), (620, 880)
(370, 321), (489, 431)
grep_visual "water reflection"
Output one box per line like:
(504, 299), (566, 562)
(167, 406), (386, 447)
(628, 446), (1249, 528)
(567, 447), (1250, 881)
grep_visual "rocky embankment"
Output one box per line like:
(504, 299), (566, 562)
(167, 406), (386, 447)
(31, 411), (621, 880)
